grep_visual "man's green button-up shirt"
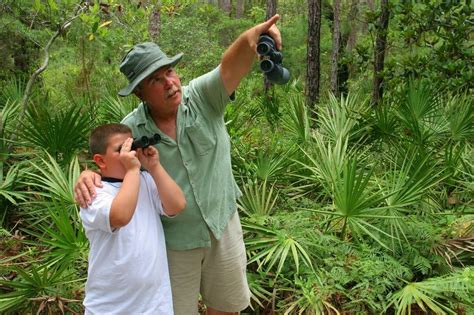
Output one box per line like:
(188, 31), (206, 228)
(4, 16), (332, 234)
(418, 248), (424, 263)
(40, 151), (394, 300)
(122, 66), (242, 250)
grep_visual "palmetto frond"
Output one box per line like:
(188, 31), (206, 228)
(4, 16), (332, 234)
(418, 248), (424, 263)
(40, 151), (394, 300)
(246, 271), (272, 310)
(0, 264), (82, 313)
(20, 103), (90, 165)
(281, 93), (313, 144)
(318, 93), (369, 144)
(0, 77), (27, 107)
(396, 81), (448, 147)
(445, 93), (473, 142)
(387, 267), (474, 315)
(23, 153), (80, 211)
(0, 99), (22, 141)
(252, 145), (296, 182)
(295, 133), (350, 196)
(238, 180), (279, 217)
(98, 95), (138, 124)
(21, 200), (88, 268)
(282, 275), (340, 315)
(243, 220), (313, 278)
(380, 146), (447, 211)
(0, 163), (27, 205)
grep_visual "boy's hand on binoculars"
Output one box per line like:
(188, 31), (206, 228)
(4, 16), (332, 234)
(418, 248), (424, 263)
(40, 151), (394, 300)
(137, 146), (160, 171)
(256, 14), (281, 50)
(119, 138), (141, 171)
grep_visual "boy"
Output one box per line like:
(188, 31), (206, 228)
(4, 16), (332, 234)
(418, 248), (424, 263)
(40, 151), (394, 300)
(80, 123), (186, 314)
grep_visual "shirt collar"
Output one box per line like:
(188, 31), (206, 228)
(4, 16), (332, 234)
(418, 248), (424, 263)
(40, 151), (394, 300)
(134, 102), (149, 126)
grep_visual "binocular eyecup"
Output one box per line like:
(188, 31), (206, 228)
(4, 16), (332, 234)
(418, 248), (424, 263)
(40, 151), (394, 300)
(257, 34), (290, 85)
(131, 134), (161, 150)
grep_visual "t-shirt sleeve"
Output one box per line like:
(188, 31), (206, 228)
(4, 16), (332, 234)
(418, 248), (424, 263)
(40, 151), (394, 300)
(187, 66), (233, 117)
(142, 172), (167, 217)
(80, 190), (117, 234)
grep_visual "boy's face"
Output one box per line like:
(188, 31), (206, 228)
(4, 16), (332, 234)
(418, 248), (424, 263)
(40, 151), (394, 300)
(94, 132), (132, 179)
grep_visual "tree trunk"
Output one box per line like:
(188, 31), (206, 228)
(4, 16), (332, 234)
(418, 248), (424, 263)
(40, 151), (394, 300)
(330, 0), (341, 96)
(362, 0), (375, 33)
(218, 0), (231, 15)
(236, 0), (244, 18)
(266, 0), (277, 19)
(264, 0), (277, 95)
(307, 0), (322, 109)
(148, 1), (161, 41)
(9, 5), (86, 152)
(371, 0), (390, 105)
(346, 0), (359, 53)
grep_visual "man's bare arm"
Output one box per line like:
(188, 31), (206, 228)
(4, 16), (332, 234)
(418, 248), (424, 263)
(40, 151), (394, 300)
(220, 14), (281, 95)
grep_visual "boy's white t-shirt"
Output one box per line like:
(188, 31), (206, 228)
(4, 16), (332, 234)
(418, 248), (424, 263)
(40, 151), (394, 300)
(80, 172), (173, 315)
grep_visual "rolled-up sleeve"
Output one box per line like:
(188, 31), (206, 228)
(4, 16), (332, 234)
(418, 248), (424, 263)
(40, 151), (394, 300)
(187, 66), (233, 117)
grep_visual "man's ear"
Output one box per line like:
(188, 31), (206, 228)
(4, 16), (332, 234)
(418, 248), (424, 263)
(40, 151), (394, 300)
(93, 154), (106, 170)
(133, 86), (143, 99)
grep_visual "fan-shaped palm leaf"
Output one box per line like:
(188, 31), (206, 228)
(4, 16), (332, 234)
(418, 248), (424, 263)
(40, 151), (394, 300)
(318, 93), (369, 143)
(0, 163), (27, 205)
(98, 94), (138, 124)
(251, 145), (296, 182)
(238, 180), (279, 217)
(0, 264), (82, 313)
(281, 93), (313, 144)
(396, 80), (447, 146)
(381, 146), (447, 211)
(246, 271), (272, 310)
(387, 267), (473, 315)
(282, 275), (340, 315)
(445, 93), (474, 142)
(21, 200), (88, 269)
(243, 220), (313, 278)
(0, 99), (22, 142)
(294, 133), (349, 196)
(21, 103), (90, 165)
(23, 153), (80, 212)
(0, 77), (26, 107)
(303, 157), (400, 249)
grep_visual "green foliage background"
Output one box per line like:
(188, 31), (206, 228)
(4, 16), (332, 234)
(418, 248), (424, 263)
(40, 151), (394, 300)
(0, 0), (472, 314)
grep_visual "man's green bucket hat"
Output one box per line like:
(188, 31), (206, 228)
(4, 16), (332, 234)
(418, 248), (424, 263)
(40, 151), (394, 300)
(118, 42), (183, 96)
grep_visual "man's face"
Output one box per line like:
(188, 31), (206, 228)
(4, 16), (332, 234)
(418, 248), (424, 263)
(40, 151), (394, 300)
(137, 66), (182, 116)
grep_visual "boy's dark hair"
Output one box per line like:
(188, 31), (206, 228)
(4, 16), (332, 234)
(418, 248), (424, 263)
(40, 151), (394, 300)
(89, 123), (132, 155)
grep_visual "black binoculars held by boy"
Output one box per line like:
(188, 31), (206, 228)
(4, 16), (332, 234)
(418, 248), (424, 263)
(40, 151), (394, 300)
(131, 134), (161, 150)
(118, 134), (161, 152)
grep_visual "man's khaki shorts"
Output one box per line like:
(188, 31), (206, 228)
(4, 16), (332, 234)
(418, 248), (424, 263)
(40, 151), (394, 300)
(167, 212), (250, 315)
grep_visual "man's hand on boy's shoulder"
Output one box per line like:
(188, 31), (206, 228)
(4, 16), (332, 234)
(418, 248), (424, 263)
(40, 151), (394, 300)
(74, 170), (103, 208)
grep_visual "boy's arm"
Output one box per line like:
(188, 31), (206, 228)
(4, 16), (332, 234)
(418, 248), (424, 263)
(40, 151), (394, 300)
(138, 146), (186, 216)
(148, 163), (186, 216)
(109, 168), (140, 228)
(109, 137), (142, 228)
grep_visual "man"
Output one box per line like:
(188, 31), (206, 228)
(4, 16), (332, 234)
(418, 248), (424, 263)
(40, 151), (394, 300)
(74, 14), (282, 315)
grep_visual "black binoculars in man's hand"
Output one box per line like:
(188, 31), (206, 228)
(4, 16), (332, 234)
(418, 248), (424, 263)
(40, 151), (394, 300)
(131, 134), (161, 150)
(257, 34), (290, 85)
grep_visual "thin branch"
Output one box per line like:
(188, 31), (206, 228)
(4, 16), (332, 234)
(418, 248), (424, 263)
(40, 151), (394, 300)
(8, 4), (86, 152)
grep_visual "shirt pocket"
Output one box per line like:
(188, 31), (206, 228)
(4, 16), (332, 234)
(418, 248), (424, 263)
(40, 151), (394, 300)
(184, 115), (216, 156)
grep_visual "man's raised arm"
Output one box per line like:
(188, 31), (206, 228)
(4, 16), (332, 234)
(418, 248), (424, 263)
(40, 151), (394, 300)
(220, 14), (281, 96)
